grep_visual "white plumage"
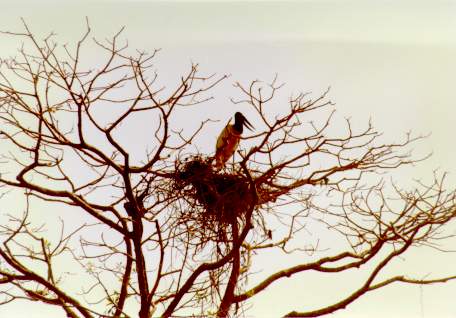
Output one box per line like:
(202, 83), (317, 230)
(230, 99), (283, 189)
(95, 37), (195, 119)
(215, 112), (253, 169)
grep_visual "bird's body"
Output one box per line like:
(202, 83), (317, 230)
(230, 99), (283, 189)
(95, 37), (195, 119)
(215, 123), (241, 169)
(215, 112), (253, 169)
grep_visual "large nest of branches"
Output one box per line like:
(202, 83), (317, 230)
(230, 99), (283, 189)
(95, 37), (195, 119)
(172, 156), (256, 244)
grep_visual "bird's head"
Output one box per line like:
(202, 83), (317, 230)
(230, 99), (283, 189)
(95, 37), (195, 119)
(234, 112), (254, 133)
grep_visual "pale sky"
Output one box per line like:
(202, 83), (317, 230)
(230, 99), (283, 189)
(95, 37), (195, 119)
(1, 1), (456, 317)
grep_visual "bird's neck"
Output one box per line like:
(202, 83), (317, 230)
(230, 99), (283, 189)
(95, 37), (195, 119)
(233, 121), (243, 134)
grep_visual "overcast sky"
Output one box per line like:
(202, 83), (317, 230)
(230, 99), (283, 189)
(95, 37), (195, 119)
(1, 1), (456, 317)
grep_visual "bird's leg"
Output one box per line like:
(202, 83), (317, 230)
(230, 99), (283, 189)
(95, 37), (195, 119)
(230, 154), (236, 172)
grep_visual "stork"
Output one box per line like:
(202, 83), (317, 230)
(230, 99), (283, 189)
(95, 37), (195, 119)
(215, 112), (254, 169)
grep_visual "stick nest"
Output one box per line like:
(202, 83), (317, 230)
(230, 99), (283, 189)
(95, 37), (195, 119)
(172, 156), (256, 244)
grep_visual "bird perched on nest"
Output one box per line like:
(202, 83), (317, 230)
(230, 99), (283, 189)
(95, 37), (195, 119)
(215, 112), (254, 169)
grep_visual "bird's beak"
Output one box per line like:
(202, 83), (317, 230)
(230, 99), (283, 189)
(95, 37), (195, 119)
(243, 117), (254, 131)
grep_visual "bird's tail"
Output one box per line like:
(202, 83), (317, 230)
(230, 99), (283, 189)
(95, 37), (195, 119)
(212, 155), (224, 170)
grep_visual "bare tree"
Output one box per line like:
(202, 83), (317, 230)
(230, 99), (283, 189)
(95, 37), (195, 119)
(0, 21), (455, 318)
